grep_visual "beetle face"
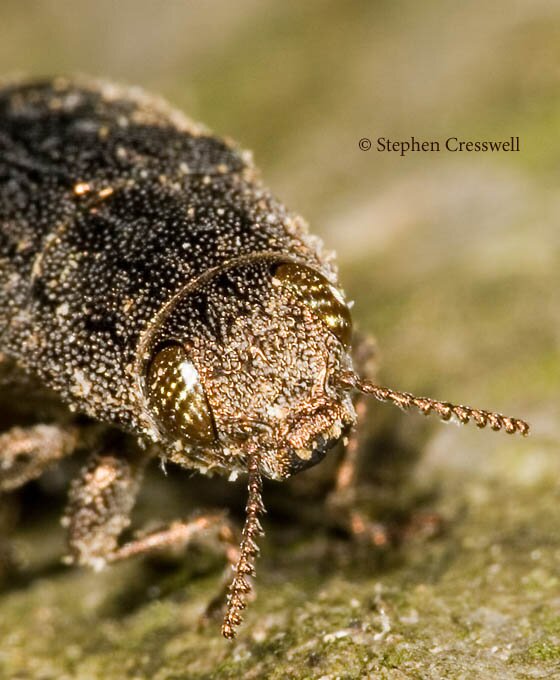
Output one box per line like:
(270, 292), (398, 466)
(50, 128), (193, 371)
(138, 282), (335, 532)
(144, 260), (356, 480)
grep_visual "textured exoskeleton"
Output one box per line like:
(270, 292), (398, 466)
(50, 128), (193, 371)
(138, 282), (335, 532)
(0, 78), (529, 638)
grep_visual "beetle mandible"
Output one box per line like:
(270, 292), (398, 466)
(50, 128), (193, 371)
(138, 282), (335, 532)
(0, 77), (529, 639)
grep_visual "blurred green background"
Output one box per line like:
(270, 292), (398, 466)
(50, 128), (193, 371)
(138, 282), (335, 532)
(0, 2), (559, 678)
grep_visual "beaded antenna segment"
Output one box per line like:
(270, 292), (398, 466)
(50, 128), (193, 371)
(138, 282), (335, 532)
(222, 450), (264, 639)
(338, 372), (530, 436)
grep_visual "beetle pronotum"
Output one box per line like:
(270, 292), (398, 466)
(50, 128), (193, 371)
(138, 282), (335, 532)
(0, 78), (529, 639)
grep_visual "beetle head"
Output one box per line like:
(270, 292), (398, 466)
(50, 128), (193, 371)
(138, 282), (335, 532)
(144, 259), (357, 480)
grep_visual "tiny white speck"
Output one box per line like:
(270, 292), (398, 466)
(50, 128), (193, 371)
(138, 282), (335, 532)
(266, 404), (285, 419)
(73, 369), (92, 397)
(56, 302), (69, 317)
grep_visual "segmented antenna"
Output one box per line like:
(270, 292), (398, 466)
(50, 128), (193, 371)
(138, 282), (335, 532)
(340, 373), (529, 436)
(222, 451), (265, 639)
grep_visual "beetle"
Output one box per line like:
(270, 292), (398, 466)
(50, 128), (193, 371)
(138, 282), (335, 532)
(0, 77), (529, 639)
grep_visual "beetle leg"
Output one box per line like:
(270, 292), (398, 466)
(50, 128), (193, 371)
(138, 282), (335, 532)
(63, 452), (144, 569)
(327, 334), (394, 546)
(64, 452), (238, 573)
(107, 515), (238, 566)
(333, 332), (377, 498)
(0, 424), (78, 492)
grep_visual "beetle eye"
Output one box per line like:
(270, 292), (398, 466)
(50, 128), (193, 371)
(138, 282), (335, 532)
(272, 263), (352, 347)
(146, 343), (216, 444)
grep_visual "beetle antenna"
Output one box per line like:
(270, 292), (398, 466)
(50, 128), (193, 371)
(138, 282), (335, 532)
(222, 448), (265, 639)
(339, 372), (529, 436)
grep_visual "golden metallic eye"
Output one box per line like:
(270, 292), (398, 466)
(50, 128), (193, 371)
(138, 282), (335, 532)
(273, 263), (352, 346)
(146, 343), (216, 444)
